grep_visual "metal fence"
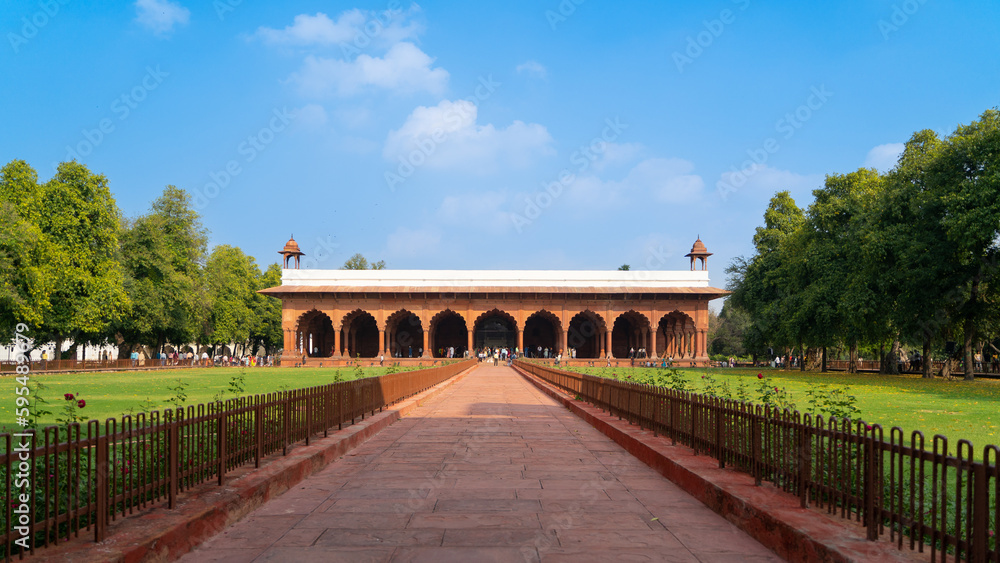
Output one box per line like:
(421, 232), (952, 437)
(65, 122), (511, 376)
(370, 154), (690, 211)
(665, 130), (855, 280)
(515, 360), (999, 562)
(1, 359), (474, 561)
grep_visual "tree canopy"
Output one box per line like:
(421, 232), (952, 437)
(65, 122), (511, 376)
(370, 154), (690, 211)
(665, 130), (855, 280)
(724, 108), (1000, 380)
(0, 161), (285, 358)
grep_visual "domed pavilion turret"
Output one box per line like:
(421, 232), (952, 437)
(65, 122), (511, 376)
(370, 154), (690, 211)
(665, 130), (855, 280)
(685, 237), (712, 271)
(279, 236), (305, 269)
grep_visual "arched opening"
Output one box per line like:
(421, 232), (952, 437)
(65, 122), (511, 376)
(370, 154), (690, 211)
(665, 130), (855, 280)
(387, 310), (424, 358)
(474, 309), (517, 351)
(612, 311), (650, 359)
(342, 310), (379, 358)
(658, 311), (695, 359)
(298, 310), (334, 357)
(524, 311), (559, 357)
(568, 311), (605, 359)
(431, 310), (467, 358)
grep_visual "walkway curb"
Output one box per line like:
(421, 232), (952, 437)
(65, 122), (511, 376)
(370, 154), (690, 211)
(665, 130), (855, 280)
(32, 367), (474, 563)
(514, 366), (921, 563)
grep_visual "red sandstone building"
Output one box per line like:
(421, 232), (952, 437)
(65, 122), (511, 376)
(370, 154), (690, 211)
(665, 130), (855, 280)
(262, 238), (728, 366)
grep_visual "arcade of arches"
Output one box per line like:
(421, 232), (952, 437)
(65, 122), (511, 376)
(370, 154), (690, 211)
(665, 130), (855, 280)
(275, 297), (715, 363)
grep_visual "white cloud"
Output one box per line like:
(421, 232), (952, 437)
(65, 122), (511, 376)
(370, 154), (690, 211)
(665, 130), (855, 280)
(384, 100), (554, 172)
(256, 11), (363, 45)
(516, 60), (547, 78)
(134, 0), (189, 36)
(436, 191), (512, 234)
(293, 42), (449, 97)
(255, 8), (423, 48)
(564, 157), (704, 208)
(293, 104), (328, 129)
(863, 142), (905, 172)
(629, 158), (705, 203)
(591, 142), (644, 172)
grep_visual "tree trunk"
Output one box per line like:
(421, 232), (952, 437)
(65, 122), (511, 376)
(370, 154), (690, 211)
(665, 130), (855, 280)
(883, 340), (901, 375)
(964, 272), (981, 381)
(822, 346), (827, 373)
(54, 337), (64, 361)
(922, 338), (933, 378)
(939, 356), (960, 378)
(964, 316), (976, 381)
(848, 343), (858, 373)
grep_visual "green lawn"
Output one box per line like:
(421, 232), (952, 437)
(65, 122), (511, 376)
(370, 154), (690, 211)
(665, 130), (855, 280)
(563, 365), (1000, 453)
(0, 366), (418, 430)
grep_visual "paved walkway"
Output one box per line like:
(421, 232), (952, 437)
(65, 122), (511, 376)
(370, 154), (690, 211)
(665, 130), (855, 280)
(180, 366), (781, 562)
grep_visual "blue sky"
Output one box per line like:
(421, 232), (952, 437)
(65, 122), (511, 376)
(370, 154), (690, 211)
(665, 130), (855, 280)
(3, 0), (999, 289)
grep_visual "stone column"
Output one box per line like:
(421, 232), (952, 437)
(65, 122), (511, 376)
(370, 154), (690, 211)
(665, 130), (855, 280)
(421, 331), (429, 358)
(333, 328), (341, 357)
(283, 329), (294, 354)
(378, 329), (385, 356)
(467, 330), (473, 355)
(561, 328), (568, 355)
(604, 329), (612, 358)
(517, 329), (524, 354)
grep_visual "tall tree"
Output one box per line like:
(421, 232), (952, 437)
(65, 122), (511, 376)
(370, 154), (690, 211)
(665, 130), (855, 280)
(204, 245), (260, 354)
(0, 161), (50, 338)
(929, 109), (1000, 380)
(727, 191), (805, 359)
(34, 162), (128, 358)
(250, 263), (283, 355)
(118, 186), (208, 354)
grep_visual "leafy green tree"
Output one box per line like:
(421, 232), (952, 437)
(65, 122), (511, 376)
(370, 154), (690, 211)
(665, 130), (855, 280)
(618, 264), (630, 271)
(874, 130), (950, 377)
(342, 253), (386, 270)
(727, 191), (805, 361)
(204, 245), (260, 355)
(0, 161), (50, 337)
(118, 186), (208, 355)
(250, 263), (283, 354)
(34, 162), (128, 358)
(798, 169), (887, 372)
(708, 302), (749, 357)
(927, 110), (1000, 380)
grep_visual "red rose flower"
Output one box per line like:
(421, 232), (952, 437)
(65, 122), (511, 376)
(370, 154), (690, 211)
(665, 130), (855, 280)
(64, 393), (75, 400)
(77, 399), (86, 408)
(757, 373), (763, 379)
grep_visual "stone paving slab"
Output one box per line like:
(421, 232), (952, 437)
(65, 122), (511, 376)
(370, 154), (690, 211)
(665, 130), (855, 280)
(180, 366), (781, 562)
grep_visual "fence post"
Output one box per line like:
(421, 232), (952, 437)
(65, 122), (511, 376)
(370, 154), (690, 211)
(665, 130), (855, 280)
(798, 422), (811, 508)
(255, 401), (264, 469)
(168, 419), (179, 508)
(94, 434), (109, 542)
(283, 392), (291, 455)
(971, 462), (987, 563)
(305, 394), (313, 446)
(864, 433), (878, 541)
(752, 415), (762, 486)
(715, 399), (724, 469)
(217, 411), (227, 486)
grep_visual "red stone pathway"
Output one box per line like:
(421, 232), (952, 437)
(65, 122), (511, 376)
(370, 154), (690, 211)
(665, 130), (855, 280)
(179, 366), (781, 562)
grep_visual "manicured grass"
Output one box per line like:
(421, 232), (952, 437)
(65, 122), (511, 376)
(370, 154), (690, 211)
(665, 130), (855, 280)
(564, 366), (1000, 452)
(0, 366), (419, 430)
